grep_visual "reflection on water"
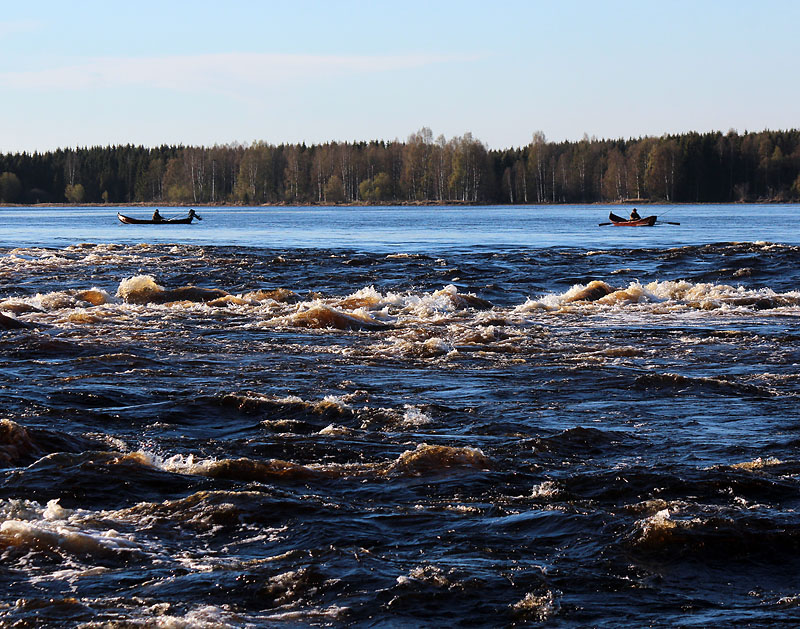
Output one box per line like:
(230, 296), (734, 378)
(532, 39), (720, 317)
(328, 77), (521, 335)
(2, 203), (800, 249)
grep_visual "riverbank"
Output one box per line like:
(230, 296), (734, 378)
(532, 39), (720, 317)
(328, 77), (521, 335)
(2, 199), (796, 209)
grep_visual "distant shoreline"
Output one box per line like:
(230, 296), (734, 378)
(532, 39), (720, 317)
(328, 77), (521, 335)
(1, 200), (796, 209)
(4, 129), (799, 206)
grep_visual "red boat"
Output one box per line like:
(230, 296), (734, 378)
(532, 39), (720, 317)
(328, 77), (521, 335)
(608, 212), (657, 227)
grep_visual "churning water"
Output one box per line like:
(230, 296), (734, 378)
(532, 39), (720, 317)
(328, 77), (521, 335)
(1, 204), (800, 627)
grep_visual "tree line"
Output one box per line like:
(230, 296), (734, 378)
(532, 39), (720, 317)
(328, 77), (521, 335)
(2, 127), (800, 206)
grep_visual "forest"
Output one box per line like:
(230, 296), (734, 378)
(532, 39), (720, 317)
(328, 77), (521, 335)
(1, 128), (800, 206)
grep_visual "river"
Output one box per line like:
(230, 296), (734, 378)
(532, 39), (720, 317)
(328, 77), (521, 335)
(1, 204), (800, 627)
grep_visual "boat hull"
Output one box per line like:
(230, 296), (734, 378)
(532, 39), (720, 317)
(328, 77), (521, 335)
(118, 213), (195, 225)
(609, 212), (657, 226)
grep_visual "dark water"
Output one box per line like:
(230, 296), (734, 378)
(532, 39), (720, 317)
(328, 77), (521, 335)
(2, 205), (800, 627)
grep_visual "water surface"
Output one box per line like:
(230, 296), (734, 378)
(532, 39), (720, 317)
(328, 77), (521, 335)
(1, 203), (798, 250)
(1, 205), (799, 627)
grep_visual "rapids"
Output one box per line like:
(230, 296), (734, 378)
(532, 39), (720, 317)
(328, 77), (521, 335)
(2, 215), (800, 626)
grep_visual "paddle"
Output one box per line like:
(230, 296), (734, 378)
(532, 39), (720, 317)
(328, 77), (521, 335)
(166, 210), (203, 221)
(598, 222), (612, 226)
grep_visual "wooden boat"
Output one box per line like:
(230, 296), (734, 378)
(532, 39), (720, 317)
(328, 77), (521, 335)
(608, 212), (657, 227)
(118, 211), (200, 225)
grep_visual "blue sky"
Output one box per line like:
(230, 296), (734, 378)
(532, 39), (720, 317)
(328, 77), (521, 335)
(1, 0), (798, 152)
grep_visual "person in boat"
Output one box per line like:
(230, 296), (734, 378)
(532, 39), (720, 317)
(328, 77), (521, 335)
(629, 208), (641, 221)
(152, 209), (164, 222)
(188, 209), (198, 222)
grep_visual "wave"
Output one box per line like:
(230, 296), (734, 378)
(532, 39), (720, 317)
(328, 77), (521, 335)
(0, 498), (152, 567)
(216, 392), (432, 433)
(218, 392), (358, 427)
(110, 442), (491, 485)
(387, 443), (491, 475)
(5, 241), (800, 626)
(78, 605), (244, 629)
(634, 372), (776, 397)
(532, 426), (638, 457)
(5, 259), (800, 337)
(628, 506), (800, 560)
(0, 300), (43, 314)
(510, 590), (561, 623)
(516, 279), (800, 315)
(0, 419), (41, 466)
(117, 275), (228, 305)
(282, 303), (389, 331)
(0, 420), (105, 468)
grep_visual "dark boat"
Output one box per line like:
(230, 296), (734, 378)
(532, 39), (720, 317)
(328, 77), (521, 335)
(608, 212), (657, 226)
(118, 211), (201, 225)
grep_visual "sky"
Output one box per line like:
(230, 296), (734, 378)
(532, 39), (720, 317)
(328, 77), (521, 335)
(1, 0), (798, 153)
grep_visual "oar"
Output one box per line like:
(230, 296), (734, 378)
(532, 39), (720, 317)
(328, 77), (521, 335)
(657, 220), (680, 225)
(598, 221), (612, 226)
(165, 210), (203, 221)
(162, 209), (187, 221)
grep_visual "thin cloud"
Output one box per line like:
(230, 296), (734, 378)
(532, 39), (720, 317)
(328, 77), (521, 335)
(0, 19), (41, 37)
(0, 52), (478, 92)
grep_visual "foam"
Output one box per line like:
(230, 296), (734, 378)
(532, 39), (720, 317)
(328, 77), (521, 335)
(397, 564), (450, 587)
(510, 590), (560, 622)
(729, 457), (783, 471)
(633, 508), (678, 544)
(401, 406), (433, 427)
(531, 481), (560, 499)
(318, 424), (353, 436)
(512, 277), (800, 317)
(0, 499), (145, 562)
(33, 291), (78, 310)
(79, 604), (241, 628)
(337, 285), (386, 309)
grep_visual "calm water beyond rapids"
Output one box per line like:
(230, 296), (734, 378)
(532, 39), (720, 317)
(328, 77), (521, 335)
(2, 204), (800, 627)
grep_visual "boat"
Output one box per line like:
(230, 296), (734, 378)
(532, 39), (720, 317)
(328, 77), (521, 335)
(118, 211), (201, 225)
(608, 212), (657, 227)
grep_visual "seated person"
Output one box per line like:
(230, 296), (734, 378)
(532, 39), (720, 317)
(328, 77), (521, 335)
(629, 208), (641, 220)
(152, 209), (163, 222)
